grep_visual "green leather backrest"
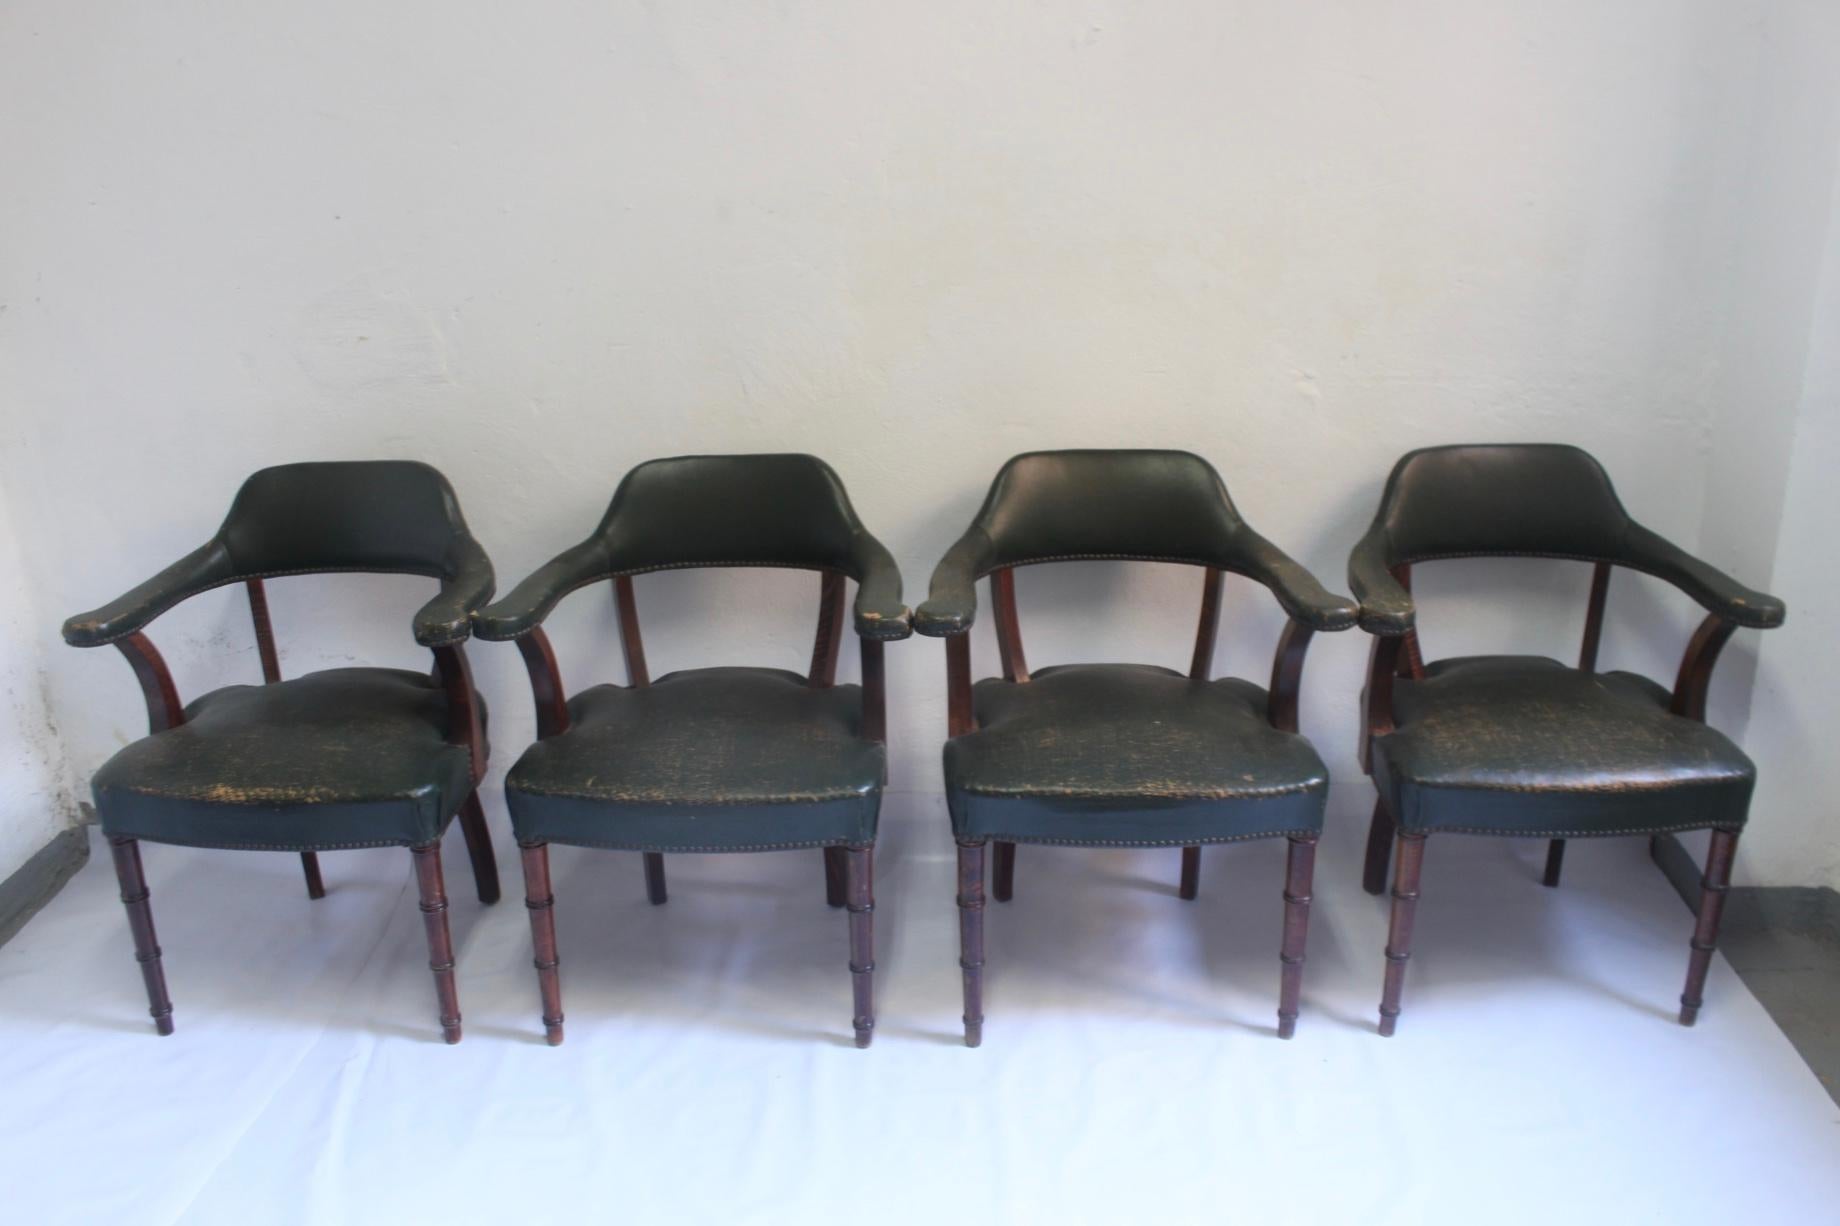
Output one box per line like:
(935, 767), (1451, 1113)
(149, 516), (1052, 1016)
(220, 460), (473, 578)
(1375, 444), (1632, 564)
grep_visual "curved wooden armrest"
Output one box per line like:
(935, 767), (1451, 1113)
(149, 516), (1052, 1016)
(513, 626), (571, 740)
(1359, 634), (1403, 773)
(1670, 614), (1740, 722)
(432, 643), (488, 784)
(945, 633), (975, 736)
(115, 632), (185, 734)
(1266, 618), (1317, 733)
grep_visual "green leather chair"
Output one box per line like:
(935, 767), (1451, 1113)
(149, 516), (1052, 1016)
(1350, 444), (1786, 1034)
(62, 461), (499, 1043)
(474, 454), (909, 1048)
(914, 450), (1358, 1045)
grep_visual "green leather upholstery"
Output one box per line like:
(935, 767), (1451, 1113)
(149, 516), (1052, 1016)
(505, 668), (883, 850)
(1372, 657), (1755, 837)
(945, 664), (1328, 845)
(93, 668), (481, 851)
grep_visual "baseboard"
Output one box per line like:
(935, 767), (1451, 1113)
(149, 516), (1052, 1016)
(0, 827), (91, 949)
(1650, 832), (1840, 937)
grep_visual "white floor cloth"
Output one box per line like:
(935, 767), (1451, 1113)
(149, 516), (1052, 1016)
(2, 812), (1837, 1225)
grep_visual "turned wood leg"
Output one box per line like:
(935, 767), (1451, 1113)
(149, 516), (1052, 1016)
(957, 840), (987, 1048)
(824, 847), (846, 908)
(411, 843), (463, 1044)
(108, 837), (174, 1036)
(519, 841), (565, 1046)
(1378, 831), (1426, 1037)
(643, 852), (667, 905)
(846, 847), (875, 1049)
(993, 841), (1016, 903)
(1179, 846), (1201, 901)
(1542, 839), (1566, 888)
(1277, 834), (1317, 1039)
(1679, 828), (1739, 1026)
(299, 852), (327, 900)
(1362, 797), (1396, 896)
(456, 791), (501, 905)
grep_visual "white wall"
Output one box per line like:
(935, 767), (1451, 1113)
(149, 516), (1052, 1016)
(1, 3), (1835, 881)
(0, 478), (78, 878)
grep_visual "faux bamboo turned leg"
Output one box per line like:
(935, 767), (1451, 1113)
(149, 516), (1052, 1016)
(519, 841), (565, 1046)
(846, 848), (875, 1049)
(1679, 828), (1739, 1026)
(456, 791), (501, 905)
(957, 840), (987, 1048)
(411, 843), (463, 1044)
(1179, 846), (1201, 901)
(299, 852), (327, 899)
(824, 847), (847, 908)
(1277, 835), (1317, 1039)
(643, 852), (667, 905)
(109, 837), (174, 1036)
(1378, 831), (1426, 1037)
(1362, 797), (1396, 896)
(1542, 839), (1566, 888)
(993, 841), (1016, 902)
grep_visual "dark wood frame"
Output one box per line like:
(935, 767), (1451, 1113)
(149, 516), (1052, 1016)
(947, 563), (1323, 1045)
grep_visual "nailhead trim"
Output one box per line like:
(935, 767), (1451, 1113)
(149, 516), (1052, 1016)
(968, 828), (1313, 848)
(526, 838), (874, 853)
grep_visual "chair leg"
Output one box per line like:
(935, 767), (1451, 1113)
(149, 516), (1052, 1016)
(1362, 797), (1396, 896)
(299, 852), (327, 899)
(993, 841), (1016, 903)
(108, 837), (174, 1036)
(1679, 828), (1740, 1026)
(410, 843), (463, 1044)
(1277, 834), (1317, 1039)
(845, 847), (875, 1048)
(1378, 831), (1426, 1037)
(957, 840), (987, 1048)
(824, 847), (847, 908)
(456, 791), (501, 905)
(1179, 846), (1201, 901)
(643, 852), (667, 905)
(519, 841), (565, 1046)
(1542, 839), (1566, 888)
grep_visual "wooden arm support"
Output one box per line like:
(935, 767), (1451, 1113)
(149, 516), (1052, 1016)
(115, 631), (185, 734)
(514, 626), (571, 740)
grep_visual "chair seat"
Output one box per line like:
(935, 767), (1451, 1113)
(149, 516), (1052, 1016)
(943, 664), (1329, 846)
(504, 667), (885, 851)
(1371, 655), (1755, 837)
(92, 668), (479, 851)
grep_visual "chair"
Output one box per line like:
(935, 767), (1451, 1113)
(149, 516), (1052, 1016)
(473, 454), (909, 1047)
(1349, 444), (1786, 1034)
(62, 461), (499, 1042)
(913, 450), (1358, 1045)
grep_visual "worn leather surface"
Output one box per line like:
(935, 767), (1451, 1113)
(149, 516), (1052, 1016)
(474, 454), (909, 641)
(63, 460), (495, 648)
(506, 667), (885, 850)
(913, 450), (1356, 636)
(1371, 656), (1755, 836)
(1348, 444), (1785, 635)
(92, 668), (480, 850)
(944, 664), (1328, 845)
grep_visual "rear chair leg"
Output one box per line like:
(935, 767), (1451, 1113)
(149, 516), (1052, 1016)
(456, 791), (501, 904)
(109, 837), (174, 1036)
(993, 841), (1016, 902)
(1679, 829), (1739, 1026)
(519, 841), (565, 1045)
(1542, 839), (1566, 888)
(299, 852), (327, 899)
(845, 848), (875, 1048)
(1362, 797), (1396, 895)
(824, 847), (846, 908)
(1378, 831), (1426, 1037)
(411, 843), (463, 1044)
(957, 840), (987, 1047)
(643, 852), (667, 905)
(1277, 835), (1317, 1039)
(1179, 846), (1201, 901)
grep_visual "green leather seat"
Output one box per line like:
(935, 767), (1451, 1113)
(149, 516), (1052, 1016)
(1371, 655), (1755, 837)
(506, 667), (884, 851)
(945, 663), (1328, 846)
(93, 668), (483, 852)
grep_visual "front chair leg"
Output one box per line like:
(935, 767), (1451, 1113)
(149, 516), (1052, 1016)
(643, 852), (668, 905)
(299, 852), (327, 899)
(1179, 846), (1201, 901)
(456, 791), (501, 905)
(993, 841), (1016, 902)
(957, 840), (987, 1047)
(824, 847), (846, 908)
(845, 848), (875, 1048)
(1277, 835), (1317, 1039)
(1378, 831), (1426, 1037)
(411, 843), (463, 1044)
(1362, 797), (1396, 895)
(519, 841), (565, 1046)
(109, 837), (175, 1036)
(1679, 828), (1740, 1026)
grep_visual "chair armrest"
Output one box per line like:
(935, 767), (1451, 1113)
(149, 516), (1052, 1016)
(1620, 523), (1785, 630)
(912, 527), (992, 637)
(1234, 530), (1358, 632)
(413, 535), (496, 646)
(848, 531), (912, 640)
(471, 540), (610, 641)
(1348, 525), (1415, 635)
(62, 541), (237, 647)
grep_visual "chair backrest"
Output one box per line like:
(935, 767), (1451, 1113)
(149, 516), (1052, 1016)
(220, 460), (475, 578)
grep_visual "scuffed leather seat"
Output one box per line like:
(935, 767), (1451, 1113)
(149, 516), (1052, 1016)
(1371, 655), (1755, 837)
(506, 666), (885, 851)
(945, 663), (1328, 845)
(93, 668), (482, 852)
